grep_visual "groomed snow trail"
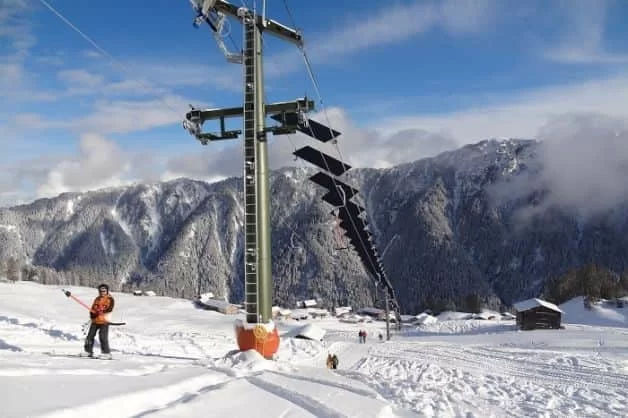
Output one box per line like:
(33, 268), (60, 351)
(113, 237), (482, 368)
(3, 283), (628, 418)
(340, 341), (628, 417)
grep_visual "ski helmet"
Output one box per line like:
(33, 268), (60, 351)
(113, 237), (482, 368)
(98, 283), (109, 292)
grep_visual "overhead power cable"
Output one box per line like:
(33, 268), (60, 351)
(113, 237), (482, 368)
(38, 0), (182, 117)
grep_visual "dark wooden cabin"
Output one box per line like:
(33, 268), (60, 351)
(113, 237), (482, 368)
(513, 298), (562, 330)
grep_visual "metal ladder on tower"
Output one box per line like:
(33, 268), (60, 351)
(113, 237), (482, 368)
(242, 10), (259, 324)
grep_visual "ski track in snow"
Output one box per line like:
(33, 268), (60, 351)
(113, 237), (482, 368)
(338, 342), (628, 417)
(0, 315), (80, 341)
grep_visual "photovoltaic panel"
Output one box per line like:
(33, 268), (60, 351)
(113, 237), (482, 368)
(309, 172), (358, 200)
(294, 146), (351, 176)
(270, 112), (341, 143)
(323, 191), (344, 207)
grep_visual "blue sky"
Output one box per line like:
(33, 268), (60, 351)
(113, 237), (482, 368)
(1, 0), (628, 206)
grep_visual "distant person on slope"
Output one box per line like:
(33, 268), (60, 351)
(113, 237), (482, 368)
(82, 284), (114, 359)
(326, 353), (334, 369)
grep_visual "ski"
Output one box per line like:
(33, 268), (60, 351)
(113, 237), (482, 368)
(44, 352), (116, 360)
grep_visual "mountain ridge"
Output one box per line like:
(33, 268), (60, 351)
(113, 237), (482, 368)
(2, 138), (627, 314)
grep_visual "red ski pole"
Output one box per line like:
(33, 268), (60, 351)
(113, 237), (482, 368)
(61, 289), (125, 326)
(61, 289), (93, 312)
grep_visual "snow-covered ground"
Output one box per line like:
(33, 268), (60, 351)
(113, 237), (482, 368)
(2, 282), (628, 417)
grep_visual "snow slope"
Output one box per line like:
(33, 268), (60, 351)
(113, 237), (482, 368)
(2, 282), (628, 418)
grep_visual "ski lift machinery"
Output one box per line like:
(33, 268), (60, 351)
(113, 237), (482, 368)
(183, 0), (402, 356)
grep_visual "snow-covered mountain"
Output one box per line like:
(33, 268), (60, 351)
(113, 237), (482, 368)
(2, 138), (628, 313)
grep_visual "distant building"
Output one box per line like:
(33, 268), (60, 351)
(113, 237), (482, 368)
(297, 299), (317, 308)
(334, 306), (352, 316)
(357, 307), (385, 320)
(196, 297), (239, 315)
(513, 298), (562, 330)
(284, 324), (326, 341)
(291, 309), (310, 320)
(272, 306), (292, 319)
(308, 308), (329, 319)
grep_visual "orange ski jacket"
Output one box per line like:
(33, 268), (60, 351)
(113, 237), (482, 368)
(90, 295), (114, 325)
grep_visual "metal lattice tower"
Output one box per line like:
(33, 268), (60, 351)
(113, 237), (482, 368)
(184, 0), (402, 332)
(183, 0), (327, 324)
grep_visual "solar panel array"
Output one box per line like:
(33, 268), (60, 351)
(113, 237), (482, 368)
(275, 112), (402, 321)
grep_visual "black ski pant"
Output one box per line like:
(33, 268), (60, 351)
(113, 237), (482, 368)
(84, 323), (110, 354)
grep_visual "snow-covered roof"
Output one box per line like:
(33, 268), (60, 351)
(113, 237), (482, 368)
(414, 312), (438, 325)
(357, 307), (384, 315)
(308, 308), (329, 316)
(198, 298), (236, 310)
(472, 311), (495, 320)
(285, 323), (326, 341)
(513, 298), (563, 313)
(199, 292), (215, 300)
(291, 309), (310, 319)
(334, 306), (352, 315)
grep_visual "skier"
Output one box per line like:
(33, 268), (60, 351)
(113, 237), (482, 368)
(326, 353), (333, 369)
(331, 354), (339, 369)
(82, 284), (115, 359)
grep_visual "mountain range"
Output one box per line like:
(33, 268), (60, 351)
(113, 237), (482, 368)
(2, 138), (627, 314)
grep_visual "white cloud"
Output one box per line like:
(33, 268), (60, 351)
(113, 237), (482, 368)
(536, 114), (628, 216)
(438, 0), (502, 35)
(129, 69), (628, 186)
(4, 0), (628, 208)
(0, 62), (24, 92)
(0, 0), (35, 100)
(71, 96), (192, 134)
(159, 106), (459, 184)
(283, 108), (458, 169)
(0, 62), (58, 105)
(376, 73), (628, 143)
(0, 0), (36, 53)
(133, 63), (242, 92)
(6, 94), (198, 135)
(267, 0), (507, 76)
(53, 67), (177, 98)
(488, 113), (628, 220)
(36, 53), (65, 66)
(58, 68), (105, 89)
(542, 0), (628, 64)
(6, 70), (628, 214)
(83, 50), (101, 59)
(37, 133), (132, 198)
(546, 48), (628, 65)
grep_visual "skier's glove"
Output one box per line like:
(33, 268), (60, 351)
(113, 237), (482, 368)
(64, 290), (71, 297)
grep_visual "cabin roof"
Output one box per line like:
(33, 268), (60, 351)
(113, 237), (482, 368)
(513, 298), (563, 313)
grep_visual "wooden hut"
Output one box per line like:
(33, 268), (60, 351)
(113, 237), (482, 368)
(513, 298), (563, 330)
